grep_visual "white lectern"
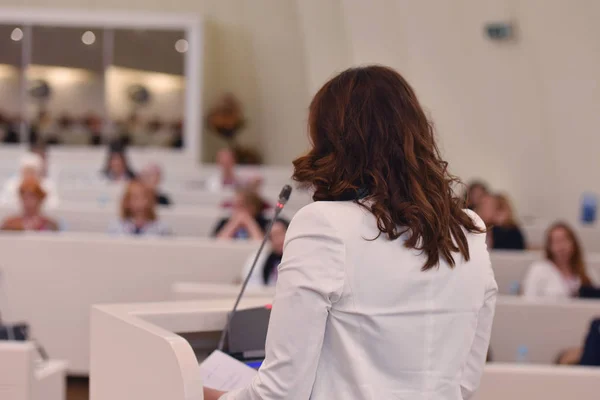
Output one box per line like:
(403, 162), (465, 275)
(90, 298), (600, 400)
(90, 298), (272, 400)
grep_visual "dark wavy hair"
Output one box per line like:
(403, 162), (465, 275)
(545, 222), (591, 287)
(293, 65), (483, 270)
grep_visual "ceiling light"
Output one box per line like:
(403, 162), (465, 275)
(10, 28), (23, 42)
(175, 39), (188, 53)
(81, 31), (96, 45)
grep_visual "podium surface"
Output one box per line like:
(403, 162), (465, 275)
(90, 298), (272, 400)
(91, 297), (600, 400)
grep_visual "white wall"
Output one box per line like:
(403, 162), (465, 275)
(339, 0), (599, 221)
(0, 0), (598, 220)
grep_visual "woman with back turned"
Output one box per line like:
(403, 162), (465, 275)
(204, 66), (498, 400)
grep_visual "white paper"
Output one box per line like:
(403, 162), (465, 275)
(199, 350), (257, 391)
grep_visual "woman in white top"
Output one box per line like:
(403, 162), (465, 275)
(523, 222), (593, 299)
(108, 180), (171, 236)
(204, 65), (497, 400)
(0, 152), (59, 208)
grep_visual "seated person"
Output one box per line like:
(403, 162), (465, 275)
(474, 192), (496, 226)
(102, 144), (136, 182)
(1, 177), (59, 231)
(580, 318), (600, 366)
(206, 148), (239, 192)
(464, 180), (489, 210)
(0, 152), (59, 208)
(240, 218), (289, 287)
(206, 148), (262, 194)
(109, 180), (171, 236)
(490, 194), (526, 250)
(140, 163), (172, 206)
(555, 318), (600, 366)
(522, 222), (596, 299)
(213, 188), (268, 240)
(475, 193), (525, 250)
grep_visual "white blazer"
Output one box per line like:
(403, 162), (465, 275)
(221, 202), (497, 400)
(522, 260), (599, 299)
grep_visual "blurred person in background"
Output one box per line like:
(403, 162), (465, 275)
(1, 177), (58, 231)
(0, 112), (20, 143)
(555, 318), (600, 366)
(140, 163), (172, 206)
(102, 144), (136, 182)
(206, 148), (239, 192)
(83, 114), (103, 146)
(108, 180), (170, 236)
(0, 152), (59, 208)
(474, 193), (496, 226)
(213, 188), (268, 240)
(465, 180), (489, 210)
(522, 222), (596, 299)
(170, 120), (183, 149)
(240, 218), (289, 287)
(489, 194), (526, 250)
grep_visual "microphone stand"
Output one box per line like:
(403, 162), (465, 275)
(216, 199), (287, 352)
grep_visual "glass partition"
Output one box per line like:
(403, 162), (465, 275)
(26, 25), (105, 146)
(106, 28), (186, 148)
(0, 24), (26, 143)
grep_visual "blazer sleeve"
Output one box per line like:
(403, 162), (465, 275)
(460, 245), (498, 399)
(220, 204), (346, 400)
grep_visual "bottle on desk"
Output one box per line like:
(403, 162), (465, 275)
(516, 345), (529, 363)
(509, 281), (521, 295)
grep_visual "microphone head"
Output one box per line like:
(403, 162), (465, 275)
(278, 185), (292, 206)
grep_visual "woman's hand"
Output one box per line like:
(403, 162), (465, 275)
(203, 386), (226, 400)
(236, 211), (265, 240)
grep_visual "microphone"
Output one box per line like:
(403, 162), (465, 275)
(217, 184), (293, 351)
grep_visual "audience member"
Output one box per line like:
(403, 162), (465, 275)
(140, 163), (172, 206)
(474, 193), (496, 226)
(102, 145), (136, 182)
(490, 194), (526, 250)
(83, 114), (103, 146)
(580, 318), (600, 366)
(522, 222), (595, 299)
(171, 120), (183, 149)
(108, 180), (170, 236)
(0, 152), (59, 208)
(206, 148), (239, 192)
(475, 193), (526, 250)
(555, 318), (600, 366)
(240, 218), (289, 287)
(465, 180), (489, 210)
(213, 188), (268, 240)
(1, 177), (58, 231)
(0, 112), (20, 143)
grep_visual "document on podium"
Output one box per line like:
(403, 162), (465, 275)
(200, 350), (257, 391)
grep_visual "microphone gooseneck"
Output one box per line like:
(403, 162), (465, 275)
(217, 184), (293, 351)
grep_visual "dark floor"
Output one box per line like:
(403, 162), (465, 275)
(67, 377), (89, 400)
